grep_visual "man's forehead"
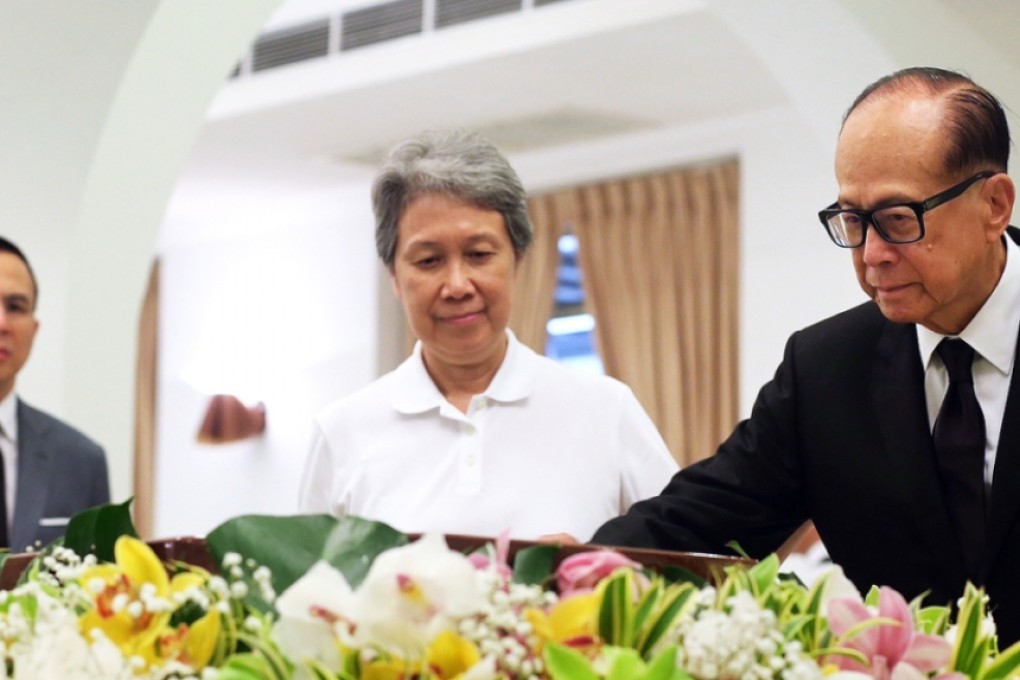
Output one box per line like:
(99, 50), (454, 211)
(0, 253), (36, 301)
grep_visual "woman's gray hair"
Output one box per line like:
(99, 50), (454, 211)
(371, 129), (534, 267)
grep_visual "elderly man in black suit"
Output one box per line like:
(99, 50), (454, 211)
(584, 67), (1020, 644)
(0, 236), (109, 551)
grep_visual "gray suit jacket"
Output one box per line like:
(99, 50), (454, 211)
(11, 399), (110, 551)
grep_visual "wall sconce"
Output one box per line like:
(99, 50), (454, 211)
(196, 394), (266, 444)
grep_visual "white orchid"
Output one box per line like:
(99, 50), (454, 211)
(352, 532), (488, 656)
(271, 560), (356, 671)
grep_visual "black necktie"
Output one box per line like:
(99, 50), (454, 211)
(932, 338), (986, 582)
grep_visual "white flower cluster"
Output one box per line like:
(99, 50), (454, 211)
(457, 567), (557, 680)
(670, 588), (823, 680)
(218, 552), (276, 604)
(0, 582), (162, 680)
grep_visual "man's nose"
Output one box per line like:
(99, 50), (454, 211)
(861, 221), (897, 265)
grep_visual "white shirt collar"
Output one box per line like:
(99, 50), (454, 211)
(0, 392), (17, 443)
(918, 233), (1020, 374)
(390, 329), (536, 414)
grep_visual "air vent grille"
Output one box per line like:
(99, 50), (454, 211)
(252, 19), (330, 72)
(435, 0), (521, 29)
(237, 0), (577, 76)
(342, 0), (423, 52)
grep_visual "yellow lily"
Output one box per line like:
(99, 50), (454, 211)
(358, 631), (482, 680)
(79, 536), (174, 665)
(526, 591), (601, 654)
(79, 536), (220, 670)
(155, 606), (222, 670)
(427, 630), (482, 679)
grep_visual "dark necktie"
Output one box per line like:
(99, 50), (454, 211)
(932, 338), (986, 582)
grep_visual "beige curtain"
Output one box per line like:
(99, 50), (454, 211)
(133, 260), (159, 539)
(530, 159), (740, 466)
(507, 195), (563, 352)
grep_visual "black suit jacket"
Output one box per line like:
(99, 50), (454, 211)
(593, 227), (1020, 644)
(11, 399), (110, 551)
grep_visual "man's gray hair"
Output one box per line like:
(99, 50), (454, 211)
(371, 129), (534, 267)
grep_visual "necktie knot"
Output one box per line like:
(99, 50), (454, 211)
(938, 338), (976, 384)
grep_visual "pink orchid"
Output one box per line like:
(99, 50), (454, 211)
(556, 549), (642, 597)
(467, 530), (513, 582)
(827, 586), (959, 680)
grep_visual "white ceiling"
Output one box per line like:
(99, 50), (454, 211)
(176, 0), (1020, 202)
(179, 0), (785, 192)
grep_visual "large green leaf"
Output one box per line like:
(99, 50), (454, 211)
(62, 498), (138, 562)
(319, 515), (408, 588)
(207, 514), (339, 596)
(206, 514), (410, 596)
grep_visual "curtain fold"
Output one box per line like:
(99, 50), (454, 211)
(508, 194), (568, 353)
(532, 159), (740, 466)
(133, 259), (159, 539)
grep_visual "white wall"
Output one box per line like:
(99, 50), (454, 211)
(153, 184), (378, 537)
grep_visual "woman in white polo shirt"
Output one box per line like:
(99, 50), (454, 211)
(298, 129), (678, 541)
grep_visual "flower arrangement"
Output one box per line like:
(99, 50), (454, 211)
(0, 502), (1018, 680)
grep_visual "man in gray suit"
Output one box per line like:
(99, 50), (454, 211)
(0, 236), (109, 551)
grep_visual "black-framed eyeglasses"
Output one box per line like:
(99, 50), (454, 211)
(817, 171), (997, 248)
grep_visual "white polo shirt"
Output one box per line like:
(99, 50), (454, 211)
(299, 331), (678, 540)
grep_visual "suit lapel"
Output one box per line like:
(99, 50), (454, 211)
(12, 401), (52, 552)
(984, 315), (1020, 575)
(870, 319), (970, 585)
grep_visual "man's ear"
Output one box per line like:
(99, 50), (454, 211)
(985, 172), (1016, 241)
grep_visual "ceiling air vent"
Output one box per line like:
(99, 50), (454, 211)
(252, 18), (331, 72)
(435, 0), (521, 29)
(342, 0), (423, 52)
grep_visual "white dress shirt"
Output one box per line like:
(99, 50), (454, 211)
(299, 330), (679, 541)
(0, 393), (18, 531)
(919, 234), (1020, 486)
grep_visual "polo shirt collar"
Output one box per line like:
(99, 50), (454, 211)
(389, 329), (537, 414)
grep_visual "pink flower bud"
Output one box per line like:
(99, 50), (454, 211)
(556, 550), (641, 596)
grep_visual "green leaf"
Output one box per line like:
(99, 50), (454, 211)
(206, 514), (411, 602)
(62, 498), (138, 562)
(599, 569), (636, 646)
(951, 585), (987, 676)
(658, 565), (705, 589)
(320, 515), (408, 588)
(632, 580), (662, 637)
(724, 540), (750, 559)
(636, 583), (695, 657)
(604, 646), (645, 680)
(643, 646), (686, 680)
(544, 642), (600, 680)
(512, 544), (559, 586)
(982, 634), (1020, 680)
(748, 554), (780, 597)
(215, 652), (275, 680)
(207, 514), (340, 598)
